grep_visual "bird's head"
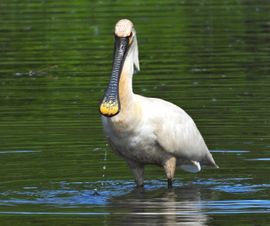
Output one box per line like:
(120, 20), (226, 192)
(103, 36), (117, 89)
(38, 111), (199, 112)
(99, 19), (139, 117)
(114, 19), (140, 73)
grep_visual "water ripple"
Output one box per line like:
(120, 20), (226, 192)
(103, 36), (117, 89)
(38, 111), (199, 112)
(0, 180), (269, 226)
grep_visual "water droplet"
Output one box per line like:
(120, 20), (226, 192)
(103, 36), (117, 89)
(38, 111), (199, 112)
(101, 146), (108, 181)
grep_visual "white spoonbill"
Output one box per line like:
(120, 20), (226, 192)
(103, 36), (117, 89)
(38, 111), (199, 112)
(99, 19), (218, 189)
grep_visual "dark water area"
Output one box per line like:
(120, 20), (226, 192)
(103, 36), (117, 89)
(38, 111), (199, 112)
(0, 0), (270, 225)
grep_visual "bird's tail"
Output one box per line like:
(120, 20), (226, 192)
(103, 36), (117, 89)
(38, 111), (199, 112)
(177, 152), (219, 173)
(179, 160), (201, 173)
(204, 152), (219, 168)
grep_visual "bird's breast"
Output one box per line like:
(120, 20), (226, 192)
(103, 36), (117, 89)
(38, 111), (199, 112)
(101, 116), (169, 165)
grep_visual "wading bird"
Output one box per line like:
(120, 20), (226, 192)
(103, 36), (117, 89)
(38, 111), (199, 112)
(99, 19), (218, 189)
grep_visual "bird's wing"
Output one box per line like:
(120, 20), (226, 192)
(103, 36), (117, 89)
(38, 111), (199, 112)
(139, 96), (218, 167)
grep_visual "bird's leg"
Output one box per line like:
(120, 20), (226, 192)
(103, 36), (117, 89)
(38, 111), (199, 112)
(163, 156), (176, 189)
(127, 161), (144, 188)
(168, 178), (173, 189)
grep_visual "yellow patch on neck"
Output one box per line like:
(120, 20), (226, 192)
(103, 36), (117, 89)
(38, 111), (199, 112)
(100, 100), (119, 117)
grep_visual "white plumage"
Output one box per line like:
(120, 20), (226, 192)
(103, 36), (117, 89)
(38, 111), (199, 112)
(100, 19), (218, 188)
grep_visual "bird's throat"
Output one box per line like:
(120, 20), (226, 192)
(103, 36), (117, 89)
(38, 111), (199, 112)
(118, 67), (134, 110)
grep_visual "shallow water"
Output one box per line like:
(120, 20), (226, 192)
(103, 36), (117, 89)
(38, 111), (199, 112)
(0, 0), (270, 225)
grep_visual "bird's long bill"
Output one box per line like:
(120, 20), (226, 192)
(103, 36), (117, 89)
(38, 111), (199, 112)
(99, 36), (129, 117)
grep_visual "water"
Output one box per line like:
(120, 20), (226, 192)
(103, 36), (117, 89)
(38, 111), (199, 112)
(0, 0), (270, 225)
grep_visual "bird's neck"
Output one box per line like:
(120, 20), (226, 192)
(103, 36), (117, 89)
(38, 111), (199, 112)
(110, 55), (142, 130)
(118, 56), (135, 112)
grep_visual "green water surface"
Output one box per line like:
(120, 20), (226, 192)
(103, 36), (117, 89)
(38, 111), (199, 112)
(0, 0), (270, 225)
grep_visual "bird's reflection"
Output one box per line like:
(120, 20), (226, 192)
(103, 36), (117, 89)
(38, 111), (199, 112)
(107, 185), (211, 226)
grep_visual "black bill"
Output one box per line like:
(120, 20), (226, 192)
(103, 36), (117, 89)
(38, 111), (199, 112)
(99, 35), (129, 117)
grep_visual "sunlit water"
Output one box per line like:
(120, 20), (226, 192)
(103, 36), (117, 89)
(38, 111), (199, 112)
(1, 177), (270, 225)
(0, 0), (270, 225)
